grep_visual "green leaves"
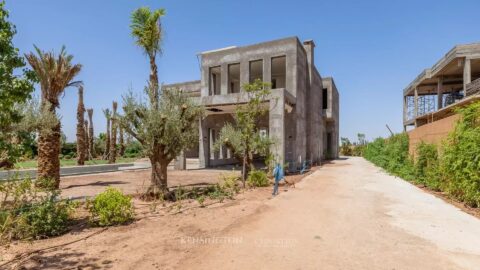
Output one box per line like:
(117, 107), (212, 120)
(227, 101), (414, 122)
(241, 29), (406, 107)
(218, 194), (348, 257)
(130, 7), (166, 57)
(364, 101), (480, 207)
(214, 79), (273, 180)
(0, 1), (35, 167)
(87, 188), (134, 226)
(120, 87), (204, 162)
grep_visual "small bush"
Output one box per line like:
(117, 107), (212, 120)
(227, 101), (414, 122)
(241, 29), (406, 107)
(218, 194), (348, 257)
(87, 188), (134, 226)
(247, 170), (269, 187)
(414, 142), (441, 190)
(14, 195), (77, 240)
(1, 178), (76, 242)
(364, 133), (415, 181)
(340, 137), (353, 156)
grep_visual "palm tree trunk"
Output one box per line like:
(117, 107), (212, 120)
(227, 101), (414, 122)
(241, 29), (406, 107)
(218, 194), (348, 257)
(84, 120), (90, 161)
(37, 110), (61, 188)
(104, 117), (111, 160)
(119, 127), (125, 157)
(87, 109), (95, 158)
(76, 87), (86, 165)
(109, 101), (117, 164)
(149, 55), (159, 109)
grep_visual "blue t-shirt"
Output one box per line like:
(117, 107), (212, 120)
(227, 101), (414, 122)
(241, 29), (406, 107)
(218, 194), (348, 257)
(273, 164), (284, 182)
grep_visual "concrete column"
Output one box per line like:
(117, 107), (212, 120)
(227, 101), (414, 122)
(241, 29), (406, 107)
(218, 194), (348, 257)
(221, 64), (228, 95)
(464, 57), (471, 92)
(414, 87), (418, 117)
(174, 151), (186, 170)
(263, 57), (271, 85)
(209, 128), (215, 160)
(240, 60), (249, 92)
(200, 58), (209, 97)
(198, 118), (209, 168)
(437, 77), (443, 109)
(269, 91), (285, 165)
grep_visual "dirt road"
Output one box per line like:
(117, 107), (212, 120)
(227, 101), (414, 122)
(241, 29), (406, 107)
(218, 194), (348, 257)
(183, 157), (480, 270)
(3, 157), (480, 269)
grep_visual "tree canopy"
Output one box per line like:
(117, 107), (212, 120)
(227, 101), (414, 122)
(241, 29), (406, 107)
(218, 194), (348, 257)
(0, 1), (36, 167)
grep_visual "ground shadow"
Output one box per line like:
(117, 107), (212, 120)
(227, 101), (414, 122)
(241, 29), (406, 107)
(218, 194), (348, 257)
(19, 247), (113, 270)
(63, 181), (128, 189)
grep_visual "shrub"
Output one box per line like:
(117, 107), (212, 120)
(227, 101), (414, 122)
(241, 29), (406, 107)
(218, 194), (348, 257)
(352, 144), (365, 157)
(340, 137), (353, 156)
(87, 188), (134, 226)
(364, 133), (414, 181)
(0, 177), (76, 242)
(364, 101), (480, 208)
(414, 142), (441, 190)
(440, 102), (480, 207)
(124, 141), (143, 158)
(14, 194), (76, 240)
(247, 170), (269, 187)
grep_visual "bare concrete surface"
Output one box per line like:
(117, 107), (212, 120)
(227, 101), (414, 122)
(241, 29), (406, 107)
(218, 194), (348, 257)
(184, 157), (480, 270)
(3, 157), (480, 270)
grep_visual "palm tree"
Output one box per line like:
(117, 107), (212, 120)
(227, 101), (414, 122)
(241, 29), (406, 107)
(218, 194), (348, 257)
(109, 101), (118, 164)
(119, 126), (125, 157)
(84, 120), (90, 160)
(87, 108), (95, 158)
(76, 86), (86, 165)
(103, 108), (111, 160)
(25, 46), (82, 188)
(130, 7), (166, 109)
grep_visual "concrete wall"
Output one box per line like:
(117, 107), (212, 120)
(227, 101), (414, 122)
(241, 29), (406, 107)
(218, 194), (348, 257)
(294, 41), (308, 164)
(172, 37), (341, 167)
(199, 37), (299, 98)
(407, 114), (459, 157)
(321, 77), (340, 159)
(162, 80), (201, 97)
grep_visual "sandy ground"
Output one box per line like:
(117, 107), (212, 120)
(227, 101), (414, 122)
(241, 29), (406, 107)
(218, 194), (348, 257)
(59, 167), (239, 199)
(2, 157), (480, 269)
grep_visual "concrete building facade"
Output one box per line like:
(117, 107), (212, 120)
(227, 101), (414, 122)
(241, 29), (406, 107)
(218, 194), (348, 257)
(403, 43), (480, 152)
(164, 37), (339, 168)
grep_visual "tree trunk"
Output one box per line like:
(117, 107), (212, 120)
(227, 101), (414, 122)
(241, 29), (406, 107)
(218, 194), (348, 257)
(149, 55), (159, 109)
(149, 157), (169, 194)
(119, 127), (125, 157)
(109, 101), (117, 164)
(87, 109), (95, 158)
(76, 87), (86, 165)
(84, 120), (90, 161)
(104, 117), (110, 160)
(37, 122), (61, 188)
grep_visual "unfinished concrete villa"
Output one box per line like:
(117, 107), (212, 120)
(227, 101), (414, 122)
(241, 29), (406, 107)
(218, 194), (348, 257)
(403, 43), (480, 153)
(164, 37), (339, 169)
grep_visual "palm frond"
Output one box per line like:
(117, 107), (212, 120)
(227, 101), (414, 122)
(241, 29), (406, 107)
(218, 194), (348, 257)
(25, 46), (82, 108)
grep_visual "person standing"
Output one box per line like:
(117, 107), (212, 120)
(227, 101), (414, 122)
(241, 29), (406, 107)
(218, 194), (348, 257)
(272, 163), (284, 196)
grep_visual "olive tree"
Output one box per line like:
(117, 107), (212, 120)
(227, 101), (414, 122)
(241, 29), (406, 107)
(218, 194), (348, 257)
(120, 88), (203, 195)
(214, 79), (273, 186)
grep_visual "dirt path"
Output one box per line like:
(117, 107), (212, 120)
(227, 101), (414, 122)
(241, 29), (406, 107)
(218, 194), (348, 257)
(183, 157), (480, 270)
(3, 157), (480, 269)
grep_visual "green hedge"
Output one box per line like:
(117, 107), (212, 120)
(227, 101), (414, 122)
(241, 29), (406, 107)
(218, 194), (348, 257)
(364, 101), (480, 207)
